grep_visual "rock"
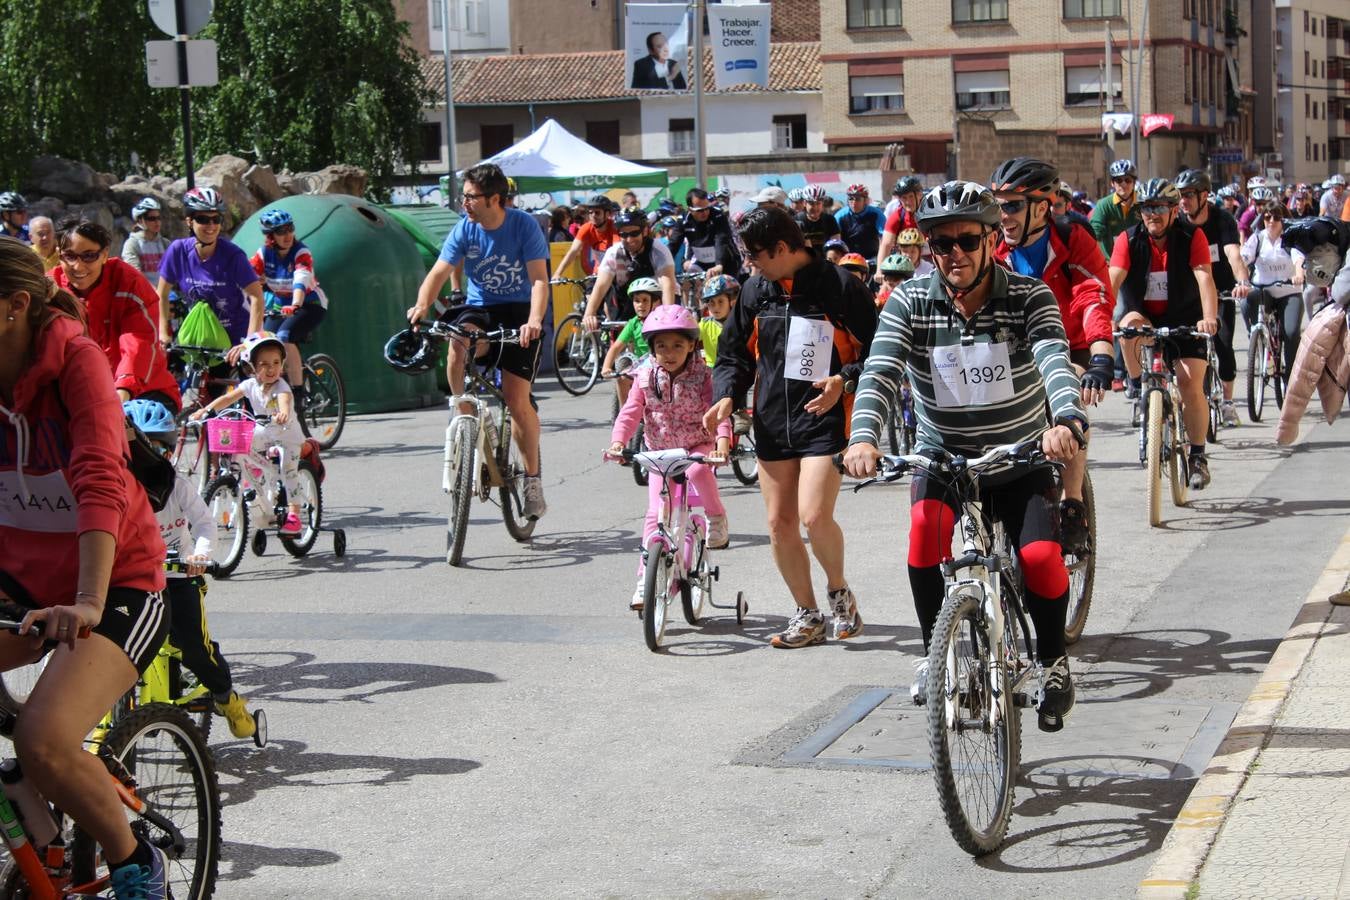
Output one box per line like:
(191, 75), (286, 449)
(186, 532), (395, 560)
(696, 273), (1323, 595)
(27, 197), (67, 224)
(300, 164), (368, 197)
(192, 154), (259, 224)
(28, 156), (99, 202)
(243, 164), (284, 205)
(274, 171), (305, 196)
(108, 179), (188, 240)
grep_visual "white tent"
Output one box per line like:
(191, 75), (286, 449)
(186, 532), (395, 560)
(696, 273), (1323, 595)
(463, 119), (668, 192)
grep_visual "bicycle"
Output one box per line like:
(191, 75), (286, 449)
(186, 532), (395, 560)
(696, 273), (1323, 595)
(1116, 325), (1206, 527)
(297, 349), (346, 450)
(885, 375), (918, 456)
(0, 618), (222, 900)
(1245, 289), (1288, 422)
(426, 321), (536, 566)
(199, 409), (346, 575)
(607, 448), (746, 651)
(549, 276), (604, 395)
(605, 369), (650, 489)
(676, 272), (706, 313)
(847, 441), (1068, 855)
(166, 344), (237, 494)
(728, 409), (758, 487)
(1063, 467), (1095, 645)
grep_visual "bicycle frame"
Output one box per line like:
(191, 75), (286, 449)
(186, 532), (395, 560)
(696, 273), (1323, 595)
(442, 335), (515, 497)
(640, 452), (706, 574)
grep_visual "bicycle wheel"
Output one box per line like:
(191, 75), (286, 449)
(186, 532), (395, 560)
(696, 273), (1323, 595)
(301, 353), (347, 450)
(1273, 340), (1285, 409)
(927, 588), (1019, 856)
(1246, 329), (1267, 422)
(629, 423), (648, 487)
(203, 475), (247, 575)
(1063, 470), (1095, 645)
(886, 407), (901, 456)
(1167, 392), (1189, 509)
(1202, 367), (1219, 444)
(279, 460), (323, 557)
(552, 314), (600, 395)
(496, 411), (536, 543)
(732, 432), (759, 486)
(446, 416), (478, 567)
(172, 424), (212, 495)
(166, 656), (213, 743)
(69, 705), (221, 900)
(1145, 391), (1164, 527)
(683, 529), (710, 626)
(641, 544), (675, 652)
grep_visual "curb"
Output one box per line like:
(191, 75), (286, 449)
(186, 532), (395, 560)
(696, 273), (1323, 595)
(1137, 523), (1350, 899)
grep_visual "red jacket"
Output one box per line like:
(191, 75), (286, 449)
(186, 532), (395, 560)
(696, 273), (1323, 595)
(995, 221), (1115, 351)
(0, 315), (165, 606)
(51, 258), (181, 407)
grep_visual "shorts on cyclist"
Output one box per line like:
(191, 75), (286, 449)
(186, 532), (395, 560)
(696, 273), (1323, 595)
(441, 302), (540, 383)
(265, 305), (326, 344)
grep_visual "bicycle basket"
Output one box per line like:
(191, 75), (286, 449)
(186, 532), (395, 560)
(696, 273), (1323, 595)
(205, 415), (254, 454)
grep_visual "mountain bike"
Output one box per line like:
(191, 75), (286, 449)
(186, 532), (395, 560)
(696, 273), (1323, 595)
(847, 441), (1068, 856)
(0, 619), (222, 900)
(607, 448), (746, 651)
(549, 276), (603, 395)
(1202, 323), (1225, 443)
(886, 375), (918, 456)
(297, 349), (346, 450)
(427, 321), (536, 566)
(1245, 289), (1288, 422)
(1063, 467), (1095, 645)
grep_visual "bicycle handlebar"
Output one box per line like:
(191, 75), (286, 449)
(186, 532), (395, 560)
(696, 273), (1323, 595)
(835, 439), (1048, 492)
(550, 277), (596, 287)
(424, 321), (522, 346)
(1113, 325), (1214, 342)
(164, 556), (219, 576)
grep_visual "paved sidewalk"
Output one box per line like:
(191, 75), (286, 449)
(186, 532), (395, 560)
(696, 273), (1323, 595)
(1140, 524), (1350, 899)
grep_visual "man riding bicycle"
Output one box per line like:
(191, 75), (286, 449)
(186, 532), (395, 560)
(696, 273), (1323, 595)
(579, 210), (676, 331)
(1108, 177), (1221, 490)
(681, 187), (741, 278)
(408, 163), (550, 520)
(835, 183), (884, 264)
(842, 181), (1087, 722)
(794, 184), (841, 252)
(556, 194), (618, 277)
(875, 175), (923, 273)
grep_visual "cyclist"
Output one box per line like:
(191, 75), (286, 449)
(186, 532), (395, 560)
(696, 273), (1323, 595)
(580, 210), (675, 331)
(1177, 168), (1251, 427)
(876, 175), (923, 272)
(822, 237), (847, 266)
(795, 184), (841, 251)
(681, 187), (741, 277)
(698, 273), (738, 366)
(1090, 159), (1141, 258)
(839, 252), (870, 282)
(0, 192), (29, 243)
(989, 157), (1113, 552)
(1238, 177), (1270, 240)
(601, 277), (660, 409)
(1240, 203), (1303, 374)
(713, 187), (732, 209)
(1320, 175), (1346, 217)
(704, 206), (877, 648)
(753, 186), (789, 210)
(0, 240), (173, 899)
(408, 163), (551, 519)
(835, 183), (884, 263)
(842, 181), (1086, 721)
(787, 187), (806, 214)
(49, 217), (181, 412)
(891, 227), (934, 279)
(250, 208), (329, 407)
(157, 187), (265, 366)
(121, 198), (168, 288)
(1108, 177), (1220, 489)
(556, 194), (618, 277)
(123, 399), (258, 739)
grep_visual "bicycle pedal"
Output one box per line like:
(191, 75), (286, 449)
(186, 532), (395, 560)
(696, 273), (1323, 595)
(1012, 691), (1035, 708)
(1037, 712), (1065, 733)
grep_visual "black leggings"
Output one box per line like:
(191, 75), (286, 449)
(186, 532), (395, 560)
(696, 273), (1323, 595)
(1213, 295), (1237, 383)
(165, 577), (233, 697)
(1242, 288), (1302, 374)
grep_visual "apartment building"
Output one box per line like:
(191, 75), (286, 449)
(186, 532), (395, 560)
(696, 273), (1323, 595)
(1273, 0), (1350, 182)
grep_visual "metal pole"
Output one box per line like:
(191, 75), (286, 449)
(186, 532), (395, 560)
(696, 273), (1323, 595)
(1131, 0), (1150, 171)
(175, 0), (194, 189)
(692, 0), (706, 190)
(1105, 25), (1115, 162)
(442, 0), (458, 206)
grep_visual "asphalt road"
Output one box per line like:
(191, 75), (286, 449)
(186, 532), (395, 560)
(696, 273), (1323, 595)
(198, 363), (1350, 899)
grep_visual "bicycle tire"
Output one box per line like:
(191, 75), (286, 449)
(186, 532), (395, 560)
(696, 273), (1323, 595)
(1202, 367), (1219, 444)
(552, 314), (600, 395)
(642, 545), (674, 652)
(1168, 392), (1189, 509)
(1273, 343), (1285, 409)
(203, 475), (247, 575)
(496, 411), (536, 543)
(301, 353), (347, 450)
(1247, 329), (1267, 422)
(1145, 390), (1164, 527)
(68, 704), (221, 900)
(279, 460), (323, 557)
(172, 424), (211, 496)
(446, 417), (478, 567)
(683, 527), (709, 625)
(731, 432), (759, 486)
(1063, 470), (1095, 645)
(927, 588), (1019, 856)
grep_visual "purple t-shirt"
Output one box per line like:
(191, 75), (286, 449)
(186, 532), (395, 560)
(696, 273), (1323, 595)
(159, 238), (260, 343)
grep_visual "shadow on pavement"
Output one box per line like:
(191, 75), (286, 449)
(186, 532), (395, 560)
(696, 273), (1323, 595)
(217, 840), (343, 886)
(229, 652), (500, 705)
(1075, 628), (1277, 703)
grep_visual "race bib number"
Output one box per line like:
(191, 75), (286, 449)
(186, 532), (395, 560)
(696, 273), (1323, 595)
(1145, 271), (1169, 301)
(1263, 255), (1293, 281)
(784, 317), (834, 383)
(0, 470), (77, 533)
(1209, 243), (1220, 263)
(691, 245), (717, 264)
(932, 341), (1014, 408)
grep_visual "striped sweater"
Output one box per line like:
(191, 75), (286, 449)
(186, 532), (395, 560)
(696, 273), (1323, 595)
(849, 266), (1085, 456)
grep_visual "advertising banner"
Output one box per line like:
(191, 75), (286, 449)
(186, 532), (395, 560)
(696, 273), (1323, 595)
(1101, 112), (1134, 135)
(625, 3), (690, 91)
(1142, 113), (1175, 137)
(708, 3), (771, 89)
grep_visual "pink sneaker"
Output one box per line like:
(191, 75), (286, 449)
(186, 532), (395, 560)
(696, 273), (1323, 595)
(280, 512), (303, 536)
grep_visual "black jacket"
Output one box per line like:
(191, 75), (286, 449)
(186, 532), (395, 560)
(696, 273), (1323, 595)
(1119, 220), (1204, 326)
(681, 208), (741, 274)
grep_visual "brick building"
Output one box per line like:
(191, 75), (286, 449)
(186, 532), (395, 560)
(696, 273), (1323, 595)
(1273, 1), (1350, 182)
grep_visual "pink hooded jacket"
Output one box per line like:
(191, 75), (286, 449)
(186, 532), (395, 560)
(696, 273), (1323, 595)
(612, 354), (733, 451)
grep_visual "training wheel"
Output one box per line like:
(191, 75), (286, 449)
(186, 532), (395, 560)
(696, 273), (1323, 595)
(251, 530), (267, 557)
(735, 591), (747, 625)
(333, 529), (347, 558)
(252, 709), (268, 748)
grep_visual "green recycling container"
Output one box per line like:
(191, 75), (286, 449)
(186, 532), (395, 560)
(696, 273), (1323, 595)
(235, 195), (460, 413)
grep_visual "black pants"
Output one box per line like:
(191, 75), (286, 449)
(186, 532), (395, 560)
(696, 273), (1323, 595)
(165, 577), (233, 697)
(1213, 295), (1237, 383)
(1242, 289), (1302, 375)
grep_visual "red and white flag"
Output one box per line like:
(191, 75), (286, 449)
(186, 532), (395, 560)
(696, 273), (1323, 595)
(1141, 114), (1175, 137)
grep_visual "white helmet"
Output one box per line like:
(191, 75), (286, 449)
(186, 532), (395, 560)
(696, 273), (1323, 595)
(1246, 176), (1267, 191)
(1325, 174), (1346, 188)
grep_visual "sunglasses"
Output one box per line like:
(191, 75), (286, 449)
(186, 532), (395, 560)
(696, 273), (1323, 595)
(1263, 212), (1280, 220)
(1112, 176), (1137, 184)
(998, 199), (1028, 214)
(847, 194), (866, 200)
(618, 230), (643, 239)
(268, 224), (296, 236)
(928, 233), (984, 256)
(141, 214), (161, 222)
(1139, 203), (1173, 215)
(1179, 191), (1201, 201)
(59, 249), (103, 264)
(191, 214), (222, 225)
(689, 205), (711, 213)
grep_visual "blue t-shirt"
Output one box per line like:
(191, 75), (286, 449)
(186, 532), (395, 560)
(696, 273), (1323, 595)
(2, 224), (30, 244)
(438, 208), (549, 306)
(835, 205), (885, 260)
(159, 238), (261, 343)
(1010, 228), (1051, 279)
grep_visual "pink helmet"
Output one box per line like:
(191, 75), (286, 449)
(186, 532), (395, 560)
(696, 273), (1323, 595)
(641, 304), (700, 341)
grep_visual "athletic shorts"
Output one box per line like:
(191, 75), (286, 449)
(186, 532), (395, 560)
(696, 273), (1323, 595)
(750, 417), (847, 463)
(265, 305), (327, 344)
(441, 302), (541, 383)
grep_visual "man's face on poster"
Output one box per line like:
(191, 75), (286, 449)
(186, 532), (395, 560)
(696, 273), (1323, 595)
(648, 32), (669, 61)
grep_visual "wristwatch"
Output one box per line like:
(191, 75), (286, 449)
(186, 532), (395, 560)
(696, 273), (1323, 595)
(842, 377), (857, 395)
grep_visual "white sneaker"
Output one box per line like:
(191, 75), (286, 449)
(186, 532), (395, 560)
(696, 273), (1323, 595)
(630, 576), (645, 610)
(707, 514), (729, 549)
(522, 475), (547, 520)
(1221, 401), (1240, 427)
(828, 586), (863, 640)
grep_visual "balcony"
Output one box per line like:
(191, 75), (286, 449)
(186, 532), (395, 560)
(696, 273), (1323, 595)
(1224, 8), (1241, 44)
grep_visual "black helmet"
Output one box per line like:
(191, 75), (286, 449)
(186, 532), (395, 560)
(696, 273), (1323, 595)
(1109, 159), (1137, 179)
(583, 194), (612, 209)
(1282, 216), (1350, 257)
(614, 210), (646, 229)
(0, 192), (27, 212)
(384, 329), (439, 375)
(1175, 169), (1212, 194)
(892, 175), (923, 197)
(1138, 178), (1180, 206)
(989, 157), (1059, 200)
(916, 181), (1001, 233)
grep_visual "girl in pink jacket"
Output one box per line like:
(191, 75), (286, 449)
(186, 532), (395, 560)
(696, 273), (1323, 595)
(610, 305), (732, 608)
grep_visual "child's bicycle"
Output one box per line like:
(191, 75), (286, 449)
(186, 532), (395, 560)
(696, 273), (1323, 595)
(607, 448), (747, 652)
(0, 617), (222, 900)
(198, 409), (346, 575)
(166, 343), (237, 494)
(727, 408), (758, 486)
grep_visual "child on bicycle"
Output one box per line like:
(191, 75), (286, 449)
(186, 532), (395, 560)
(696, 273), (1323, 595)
(251, 208), (328, 410)
(123, 399), (258, 739)
(876, 253), (914, 308)
(191, 331), (306, 535)
(698, 274), (739, 367)
(608, 306), (733, 608)
(600, 277), (659, 410)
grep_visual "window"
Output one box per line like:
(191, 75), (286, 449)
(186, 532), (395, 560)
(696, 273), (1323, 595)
(1184, 51), (1192, 102)
(952, 0), (1008, 24)
(419, 122), (443, 163)
(1304, 10), (1309, 31)
(1306, 136), (1312, 160)
(1065, 64), (1123, 105)
(850, 74), (905, 113)
(668, 118), (694, 156)
(772, 115), (808, 151)
(463, 0), (488, 35)
(480, 124), (513, 158)
(1306, 93), (1312, 117)
(430, 0), (443, 30)
(1064, 0), (1121, 17)
(586, 120), (620, 155)
(847, 0), (902, 28)
(1305, 50), (1310, 76)
(955, 70), (1010, 109)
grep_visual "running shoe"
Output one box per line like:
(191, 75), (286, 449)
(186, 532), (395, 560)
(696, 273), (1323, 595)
(1221, 400), (1240, 427)
(279, 512), (303, 535)
(707, 514), (729, 549)
(827, 586), (863, 640)
(910, 658), (929, 706)
(214, 691), (257, 739)
(770, 607), (826, 649)
(523, 476), (547, 520)
(110, 842), (169, 900)
(1038, 656), (1075, 719)
(1189, 453), (1211, 490)
(630, 573), (645, 610)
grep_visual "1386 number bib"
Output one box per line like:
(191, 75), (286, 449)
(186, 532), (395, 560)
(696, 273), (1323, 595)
(785, 317), (834, 383)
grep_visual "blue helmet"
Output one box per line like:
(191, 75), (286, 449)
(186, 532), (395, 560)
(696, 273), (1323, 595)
(259, 208), (294, 234)
(123, 398), (178, 447)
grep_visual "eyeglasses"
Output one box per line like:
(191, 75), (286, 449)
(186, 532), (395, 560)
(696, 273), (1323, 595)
(618, 230), (643, 239)
(59, 249), (103, 264)
(1111, 176), (1137, 185)
(461, 192), (487, 203)
(847, 194), (866, 200)
(998, 199), (1028, 214)
(268, 224), (295, 236)
(1262, 212), (1280, 220)
(141, 215), (161, 222)
(927, 233), (985, 256)
(1139, 203), (1173, 216)
(191, 214), (222, 225)
(689, 205), (711, 214)
(589, 208), (608, 216)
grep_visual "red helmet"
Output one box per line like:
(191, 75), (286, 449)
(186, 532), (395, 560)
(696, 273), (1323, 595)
(839, 253), (869, 271)
(845, 183), (869, 198)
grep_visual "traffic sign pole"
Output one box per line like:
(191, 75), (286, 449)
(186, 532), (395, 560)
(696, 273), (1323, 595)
(176, 0), (195, 189)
